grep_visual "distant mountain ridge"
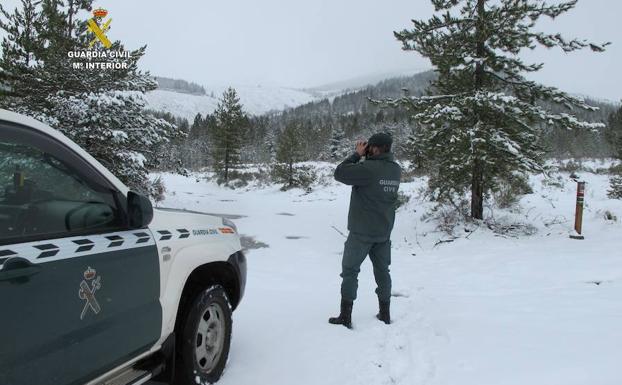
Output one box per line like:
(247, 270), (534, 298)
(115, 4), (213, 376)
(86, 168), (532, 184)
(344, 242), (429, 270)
(253, 70), (618, 159)
(272, 70), (617, 119)
(303, 68), (430, 98)
(145, 71), (438, 122)
(145, 80), (319, 121)
(146, 72), (619, 126)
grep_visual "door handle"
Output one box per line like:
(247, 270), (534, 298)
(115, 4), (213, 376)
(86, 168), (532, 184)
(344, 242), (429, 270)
(0, 257), (42, 282)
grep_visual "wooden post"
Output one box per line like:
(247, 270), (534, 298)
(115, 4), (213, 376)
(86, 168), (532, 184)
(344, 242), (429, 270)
(570, 181), (585, 240)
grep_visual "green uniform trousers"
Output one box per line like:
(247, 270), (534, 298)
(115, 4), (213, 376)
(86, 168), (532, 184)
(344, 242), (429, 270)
(340, 233), (392, 302)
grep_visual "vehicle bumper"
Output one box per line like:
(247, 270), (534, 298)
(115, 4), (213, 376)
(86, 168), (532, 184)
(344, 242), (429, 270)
(228, 250), (246, 306)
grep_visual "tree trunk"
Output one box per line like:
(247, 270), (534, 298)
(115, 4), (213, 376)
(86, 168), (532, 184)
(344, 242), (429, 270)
(470, 0), (486, 220)
(288, 161), (293, 187)
(67, 0), (75, 39)
(224, 148), (229, 183)
(471, 160), (484, 219)
(475, 0), (486, 87)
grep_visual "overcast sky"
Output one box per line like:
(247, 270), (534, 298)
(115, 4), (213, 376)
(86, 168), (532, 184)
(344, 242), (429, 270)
(2, 0), (621, 100)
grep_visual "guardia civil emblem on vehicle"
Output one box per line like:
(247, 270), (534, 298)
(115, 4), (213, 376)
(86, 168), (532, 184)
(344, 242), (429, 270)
(79, 266), (102, 320)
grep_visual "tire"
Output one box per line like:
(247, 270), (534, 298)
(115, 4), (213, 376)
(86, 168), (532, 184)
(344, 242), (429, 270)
(176, 285), (232, 384)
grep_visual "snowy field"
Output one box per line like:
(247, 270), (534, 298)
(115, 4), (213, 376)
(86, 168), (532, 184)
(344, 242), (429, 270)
(154, 162), (622, 385)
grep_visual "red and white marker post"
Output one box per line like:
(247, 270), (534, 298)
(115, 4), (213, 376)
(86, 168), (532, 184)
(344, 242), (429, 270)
(570, 181), (586, 240)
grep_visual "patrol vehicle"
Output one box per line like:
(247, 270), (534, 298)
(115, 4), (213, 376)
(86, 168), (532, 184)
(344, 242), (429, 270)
(0, 109), (247, 385)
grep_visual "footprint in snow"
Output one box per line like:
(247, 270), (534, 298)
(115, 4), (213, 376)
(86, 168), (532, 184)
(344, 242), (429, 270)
(391, 292), (410, 298)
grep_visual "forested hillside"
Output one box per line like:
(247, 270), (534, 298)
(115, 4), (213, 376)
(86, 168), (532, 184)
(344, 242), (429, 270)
(252, 71), (618, 161)
(154, 76), (207, 95)
(158, 70), (619, 175)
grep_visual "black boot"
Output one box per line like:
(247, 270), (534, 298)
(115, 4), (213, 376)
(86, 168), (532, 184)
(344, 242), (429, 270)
(329, 299), (353, 329)
(376, 300), (391, 324)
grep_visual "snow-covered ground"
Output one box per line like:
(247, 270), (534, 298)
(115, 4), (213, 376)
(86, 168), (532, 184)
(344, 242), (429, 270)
(155, 162), (622, 385)
(145, 85), (319, 121)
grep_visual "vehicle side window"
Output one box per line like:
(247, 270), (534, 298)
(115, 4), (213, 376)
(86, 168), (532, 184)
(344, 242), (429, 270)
(0, 138), (123, 244)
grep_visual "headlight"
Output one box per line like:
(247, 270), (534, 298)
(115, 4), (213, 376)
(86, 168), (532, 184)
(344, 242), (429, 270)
(222, 217), (238, 233)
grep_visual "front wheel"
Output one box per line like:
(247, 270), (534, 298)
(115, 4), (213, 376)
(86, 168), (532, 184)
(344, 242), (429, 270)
(176, 285), (232, 384)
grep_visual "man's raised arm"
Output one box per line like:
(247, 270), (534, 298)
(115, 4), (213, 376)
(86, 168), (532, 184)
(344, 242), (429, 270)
(334, 140), (373, 186)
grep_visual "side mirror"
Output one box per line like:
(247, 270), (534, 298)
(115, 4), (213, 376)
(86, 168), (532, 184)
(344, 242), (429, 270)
(127, 191), (154, 229)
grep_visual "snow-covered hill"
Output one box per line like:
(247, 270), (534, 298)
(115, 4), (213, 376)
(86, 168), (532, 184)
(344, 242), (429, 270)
(145, 85), (319, 121)
(145, 73), (620, 123)
(144, 71), (434, 121)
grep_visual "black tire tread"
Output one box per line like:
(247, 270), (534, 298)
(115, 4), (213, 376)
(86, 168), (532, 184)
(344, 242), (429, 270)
(175, 285), (232, 385)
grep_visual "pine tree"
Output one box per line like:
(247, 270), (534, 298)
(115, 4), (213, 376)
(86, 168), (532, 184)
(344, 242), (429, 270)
(607, 104), (622, 199)
(264, 126), (278, 163)
(330, 124), (348, 160)
(606, 104), (622, 159)
(405, 129), (427, 172)
(273, 121), (312, 189)
(0, 0), (42, 102)
(211, 87), (246, 184)
(191, 113), (204, 135)
(609, 176), (622, 200)
(148, 111), (190, 174)
(0, 0), (180, 197)
(385, 0), (609, 219)
(185, 112), (215, 170)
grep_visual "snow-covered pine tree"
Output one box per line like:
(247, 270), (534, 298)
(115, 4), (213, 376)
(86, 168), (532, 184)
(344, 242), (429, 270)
(0, 0), (180, 197)
(211, 87), (246, 184)
(147, 111), (190, 173)
(273, 121), (313, 190)
(264, 125), (278, 163)
(185, 112), (215, 170)
(403, 129), (427, 172)
(0, 0), (41, 102)
(609, 176), (622, 200)
(606, 104), (622, 159)
(192, 113), (205, 134)
(329, 124), (348, 160)
(607, 104), (622, 199)
(385, 0), (609, 219)
(242, 115), (273, 163)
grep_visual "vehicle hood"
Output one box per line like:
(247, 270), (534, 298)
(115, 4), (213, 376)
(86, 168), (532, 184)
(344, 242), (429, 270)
(154, 207), (244, 220)
(150, 207), (241, 252)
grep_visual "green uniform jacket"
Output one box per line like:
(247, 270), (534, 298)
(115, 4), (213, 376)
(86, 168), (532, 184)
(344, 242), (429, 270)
(334, 152), (402, 242)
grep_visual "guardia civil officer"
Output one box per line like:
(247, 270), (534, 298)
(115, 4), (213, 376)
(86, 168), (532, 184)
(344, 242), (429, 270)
(329, 133), (401, 329)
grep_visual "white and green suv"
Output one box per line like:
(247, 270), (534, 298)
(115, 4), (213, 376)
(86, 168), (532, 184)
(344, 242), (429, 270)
(0, 109), (246, 385)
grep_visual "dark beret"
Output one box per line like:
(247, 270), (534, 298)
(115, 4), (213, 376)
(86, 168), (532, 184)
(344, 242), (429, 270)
(368, 132), (393, 147)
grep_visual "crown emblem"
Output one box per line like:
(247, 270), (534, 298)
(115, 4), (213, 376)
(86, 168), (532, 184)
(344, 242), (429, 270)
(93, 8), (108, 18)
(84, 267), (97, 280)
